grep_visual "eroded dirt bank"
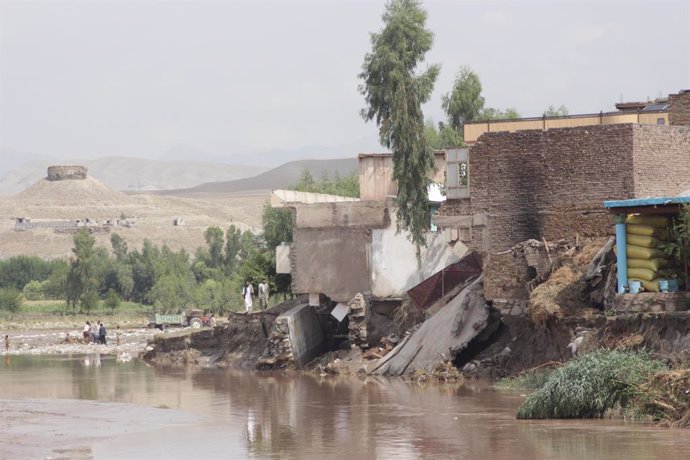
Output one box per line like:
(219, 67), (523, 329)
(142, 298), (305, 369)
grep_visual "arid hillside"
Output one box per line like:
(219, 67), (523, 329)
(0, 175), (267, 259)
(0, 156), (268, 195)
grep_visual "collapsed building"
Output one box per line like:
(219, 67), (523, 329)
(145, 90), (690, 376)
(261, 89), (690, 374)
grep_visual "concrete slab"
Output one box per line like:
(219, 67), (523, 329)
(277, 304), (326, 368)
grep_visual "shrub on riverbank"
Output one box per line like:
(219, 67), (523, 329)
(516, 349), (666, 419)
(0, 287), (22, 313)
(635, 369), (690, 427)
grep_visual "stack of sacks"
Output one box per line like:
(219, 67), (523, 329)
(625, 214), (669, 292)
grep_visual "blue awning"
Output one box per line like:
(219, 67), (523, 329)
(604, 196), (690, 209)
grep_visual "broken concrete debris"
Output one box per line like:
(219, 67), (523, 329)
(372, 276), (499, 376)
(347, 293), (368, 348)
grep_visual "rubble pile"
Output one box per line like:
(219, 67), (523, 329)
(348, 293), (368, 348)
(256, 317), (295, 369)
(362, 334), (399, 360)
(372, 276), (500, 376)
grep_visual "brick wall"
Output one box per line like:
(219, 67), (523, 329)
(440, 122), (689, 300)
(469, 124), (636, 251)
(632, 124), (690, 197)
(669, 90), (690, 127)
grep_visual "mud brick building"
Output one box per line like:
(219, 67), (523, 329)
(439, 90), (690, 303)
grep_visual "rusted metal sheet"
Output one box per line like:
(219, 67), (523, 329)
(407, 252), (482, 311)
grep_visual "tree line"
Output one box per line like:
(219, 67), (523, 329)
(0, 170), (361, 314)
(0, 202), (295, 314)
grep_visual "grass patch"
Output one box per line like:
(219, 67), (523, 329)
(516, 349), (666, 419)
(21, 300), (153, 315)
(496, 366), (556, 391)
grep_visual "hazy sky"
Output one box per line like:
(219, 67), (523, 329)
(1, 0), (688, 160)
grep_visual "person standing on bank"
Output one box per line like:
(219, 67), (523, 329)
(99, 322), (107, 345)
(243, 280), (254, 313)
(258, 279), (269, 310)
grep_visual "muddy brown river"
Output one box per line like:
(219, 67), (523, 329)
(2, 354), (690, 459)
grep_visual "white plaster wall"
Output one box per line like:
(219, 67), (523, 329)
(370, 223), (468, 298)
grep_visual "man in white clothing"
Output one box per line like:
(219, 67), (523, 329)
(242, 281), (254, 313)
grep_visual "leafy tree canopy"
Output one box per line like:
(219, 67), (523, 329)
(442, 66), (484, 130)
(543, 104), (569, 117)
(359, 0), (439, 248)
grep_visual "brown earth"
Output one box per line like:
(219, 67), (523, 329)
(0, 176), (268, 258)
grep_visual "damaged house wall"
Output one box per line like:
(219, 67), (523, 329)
(439, 123), (690, 301)
(290, 199), (464, 303)
(370, 214), (466, 299)
(290, 201), (389, 302)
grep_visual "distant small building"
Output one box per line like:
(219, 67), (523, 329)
(173, 217), (186, 226)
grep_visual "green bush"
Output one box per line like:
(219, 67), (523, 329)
(104, 290), (121, 311)
(0, 287), (22, 312)
(516, 350), (666, 419)
(22, 280), (44, 301)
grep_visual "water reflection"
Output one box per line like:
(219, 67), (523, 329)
(2, 355), (690, 460)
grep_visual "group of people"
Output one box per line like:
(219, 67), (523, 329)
(242, 279), (270, 313)
(83, 321), (107, 344)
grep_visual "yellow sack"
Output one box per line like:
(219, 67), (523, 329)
(627, 224), (667, 239)
(627, 258), (667, 271)
(626, 214), (669, 228)
(627, 267), (657, 281)
(629, 278), (660, 293)
(626, 244), (665, 260)
(626, 234), (660, 248)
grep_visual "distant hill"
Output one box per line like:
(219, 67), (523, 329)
(160, 136), (380, 167)
(159, 158), (359, 197)
(0, 156), (268, 196)
(14, 175), (131, 205)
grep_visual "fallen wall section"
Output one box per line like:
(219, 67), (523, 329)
(278, 304), (326, 368)
(373, 276), (495, 376)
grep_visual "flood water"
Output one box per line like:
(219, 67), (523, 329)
(2, 354), (690, 460)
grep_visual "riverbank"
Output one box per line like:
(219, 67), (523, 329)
(0, 327), (159, 357)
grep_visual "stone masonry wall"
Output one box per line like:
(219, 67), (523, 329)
(632, 124), (690, 197)
(669, 90), (690, 127)
(47, 165), (88, 181)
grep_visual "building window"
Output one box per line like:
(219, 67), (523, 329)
(657, 118), (665, 125)
(446, 148), (469, 199)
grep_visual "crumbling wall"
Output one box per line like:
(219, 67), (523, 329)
(47, 165), (88, 181)
(669, 90), (690, 127)
(292, 227), (371, 302)
(484, 239), (572, 301)
(348, 293), (368, 348)
(632, 124), (690, 197)
(290, 201), (389, 302)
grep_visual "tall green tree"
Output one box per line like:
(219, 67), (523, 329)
(224, 225), (243, 272)
(67, 229), (100, 311)
(442, 66), (485, 130)
(110, 232), (128, 261)
(425, 120), (463, 150)
(204, 226), (225, 269)
(262, 202), (293, 250)
(359, 0), (439, 248)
